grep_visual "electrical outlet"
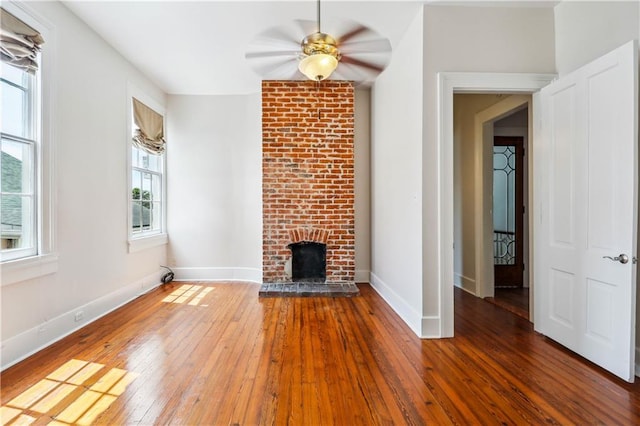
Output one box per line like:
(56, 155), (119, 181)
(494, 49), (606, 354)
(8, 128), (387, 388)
(74, 311), (84, 322)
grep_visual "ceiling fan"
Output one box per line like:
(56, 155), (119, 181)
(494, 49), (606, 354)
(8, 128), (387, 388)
(245, 0), (392, 83)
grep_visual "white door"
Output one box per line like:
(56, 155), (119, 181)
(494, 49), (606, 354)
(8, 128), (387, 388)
(534, 40), (638, 382)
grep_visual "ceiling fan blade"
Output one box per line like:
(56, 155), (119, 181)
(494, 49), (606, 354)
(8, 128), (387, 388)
(253, 57), (301, 80)
(293, 19), (318, 36)
(341, 56), (386, 73)
(257, 25), (304, 46)
(337, 24), (369, 44)
(331, 63), (369, 82)
(339, 38), (392, 55)
(245, 50), (300, 59)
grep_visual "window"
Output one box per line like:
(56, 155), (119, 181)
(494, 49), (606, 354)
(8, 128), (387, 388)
(131, 145), (163, 235)
(128, 91), (166, 249)
(1, 5), (56, 284)
(1, 26), (38, 262)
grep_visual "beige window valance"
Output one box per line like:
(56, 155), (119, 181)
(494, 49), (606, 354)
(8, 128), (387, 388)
(132, 97), (166, 155)
(0, 8), (44, 74)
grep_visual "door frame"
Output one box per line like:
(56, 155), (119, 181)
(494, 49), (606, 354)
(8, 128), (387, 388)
(438, 72), (555, 337)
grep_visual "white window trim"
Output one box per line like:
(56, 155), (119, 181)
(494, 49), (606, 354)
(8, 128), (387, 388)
(1, 1), (57, 287)
(126, 83), (167, 253)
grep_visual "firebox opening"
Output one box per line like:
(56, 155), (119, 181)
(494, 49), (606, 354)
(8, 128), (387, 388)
(288, 241), (326, 283)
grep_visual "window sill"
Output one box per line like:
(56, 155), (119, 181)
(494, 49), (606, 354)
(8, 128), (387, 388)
(1, 253), (59, 287)
(128, 233), (168, 253)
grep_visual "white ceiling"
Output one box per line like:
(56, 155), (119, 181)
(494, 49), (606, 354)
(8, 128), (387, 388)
(62, 1), (426, 95)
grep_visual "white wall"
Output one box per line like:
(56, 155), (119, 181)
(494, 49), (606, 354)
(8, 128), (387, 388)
(555, 1), (640, 76)
(421, 6), (556, 336)
(354, 89), (371, 282)
(165, 94), (263, 281)
(1, 0), (167, 369)
(370, 7), (424, 335)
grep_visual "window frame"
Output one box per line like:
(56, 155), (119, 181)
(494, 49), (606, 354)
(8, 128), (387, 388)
(126, 84), (167, 252)
(0, 1), (57, 286)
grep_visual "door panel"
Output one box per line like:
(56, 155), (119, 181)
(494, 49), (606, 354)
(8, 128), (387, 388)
(549, 268), (575, 330)
(549, 85), (576, 247)
(534, 40), (638, 382)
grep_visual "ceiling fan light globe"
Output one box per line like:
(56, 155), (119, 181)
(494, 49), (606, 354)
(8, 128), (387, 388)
(298, 53), (338, 81)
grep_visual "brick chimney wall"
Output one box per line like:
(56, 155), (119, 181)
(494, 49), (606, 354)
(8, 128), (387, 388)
(262, 80), (355, 283)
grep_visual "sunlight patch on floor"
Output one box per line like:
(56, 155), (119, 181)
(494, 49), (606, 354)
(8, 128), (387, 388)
(162, 284), (213, 306)
(1, 359), (138, 426)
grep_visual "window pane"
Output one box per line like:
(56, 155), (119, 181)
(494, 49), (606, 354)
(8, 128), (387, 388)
(150, 201), (161, 231)
(133, 148), (161, 172)
(132, 146), (140, 169)
(151, 174), (161, 202)
(145, 152), (161, 172)
(1, 64), (28, 87)
(2, 138), (33, 193)
(131, 201), (143, 232)
(141, 172), (152, 201)
(131, 170), (142, 200)
(1, 81), (27, 137)
(1, 194), (34, 250)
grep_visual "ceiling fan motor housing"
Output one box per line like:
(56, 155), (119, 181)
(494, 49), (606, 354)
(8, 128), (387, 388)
(301, 32), (341, 60)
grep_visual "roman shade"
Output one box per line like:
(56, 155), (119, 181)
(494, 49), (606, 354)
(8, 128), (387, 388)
(132, 97), (166, 155)
(0, 8), (44, 73)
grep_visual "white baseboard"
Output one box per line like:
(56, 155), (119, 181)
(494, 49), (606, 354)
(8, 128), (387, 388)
(172, 267), (261, 283)
(172, 267), (363, 284)
(1, 269), (164, 371)
(454, 273), (476, 294)
(369, 272), (425, 338)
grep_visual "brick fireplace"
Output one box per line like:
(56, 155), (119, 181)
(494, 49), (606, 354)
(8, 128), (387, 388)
(260, 80), (357, 296)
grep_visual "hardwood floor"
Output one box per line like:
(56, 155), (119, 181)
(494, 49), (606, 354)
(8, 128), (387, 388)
(2, 282), (640, 425)
(485, 287), (529, 320)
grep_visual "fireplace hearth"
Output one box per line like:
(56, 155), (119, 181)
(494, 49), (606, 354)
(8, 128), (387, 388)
(258, 281), (359, 297)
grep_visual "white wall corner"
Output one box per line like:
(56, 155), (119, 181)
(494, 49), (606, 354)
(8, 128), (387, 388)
(355, 269), (370, 283)
(1, 269), (164, 371)
(454, 273), (476, 294)
(369, 272), (423, 337)
(172, 267), (262, 283)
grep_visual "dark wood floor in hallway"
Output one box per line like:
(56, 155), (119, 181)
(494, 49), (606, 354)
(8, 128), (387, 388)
(2, 282), (640, 425)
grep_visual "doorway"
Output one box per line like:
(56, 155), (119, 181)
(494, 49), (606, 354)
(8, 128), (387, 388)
(438, 72), (555, 338)
(452, 93), (531, 319)
(491, 113), (529, 320)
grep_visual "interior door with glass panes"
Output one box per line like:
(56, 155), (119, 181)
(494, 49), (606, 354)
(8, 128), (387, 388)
(493, 136), (524, 288)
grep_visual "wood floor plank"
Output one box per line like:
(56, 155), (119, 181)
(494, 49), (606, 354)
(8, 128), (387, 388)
(3, 282), (640, 425)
